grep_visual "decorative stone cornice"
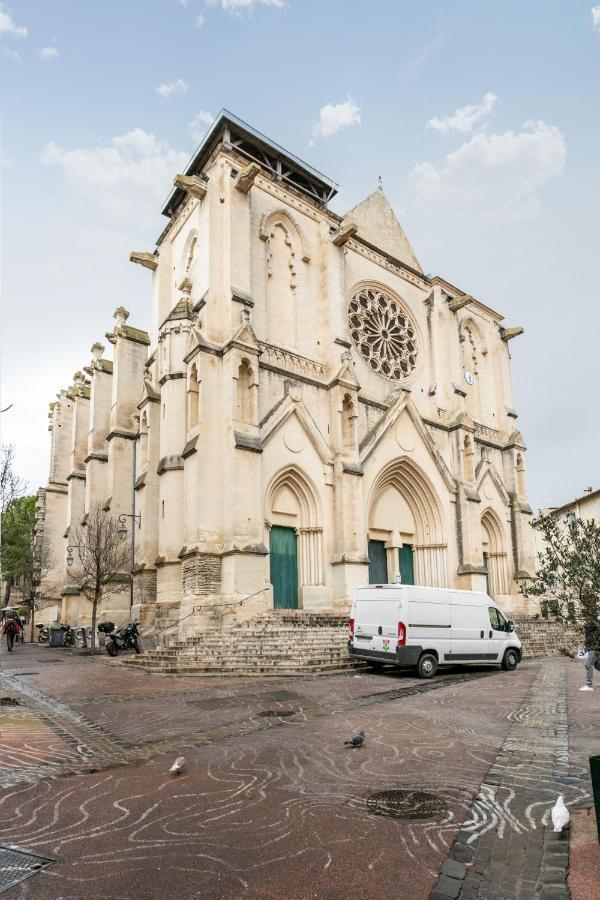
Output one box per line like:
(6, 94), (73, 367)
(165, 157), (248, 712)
(234, 161), (261, 194)
(234, 432), (263, 454)
(173, 173), (208, 200)
(500, 326), (524, 342)
(157, 455), (184, 475)
(331, 222), (358, 246)
(129, 251), (158, 271)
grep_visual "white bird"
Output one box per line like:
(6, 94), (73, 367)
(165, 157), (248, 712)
(551, 795), (570, 832)
(169, 756), (186, 775)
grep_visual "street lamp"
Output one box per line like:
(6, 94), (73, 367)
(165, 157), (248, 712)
(117, 513), (141, 610)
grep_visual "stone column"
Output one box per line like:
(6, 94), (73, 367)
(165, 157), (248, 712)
(103, 307), (149, 625)
(38, 389), (73, 618)
(452, 420), (487, 592)
(62, 372), (90, 623)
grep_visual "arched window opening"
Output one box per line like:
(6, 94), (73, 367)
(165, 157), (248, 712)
(463, 435), (475, 483)
(188, 363), (200, 430)
(265, 218), (298, 348)
(460, 321), (484, 421)
(342, 394), (356, 449)
(236, 359), (253, 424)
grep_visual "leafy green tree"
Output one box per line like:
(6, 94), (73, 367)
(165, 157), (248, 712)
(521, 514), (600, 623)
(1, 494), (36, 606)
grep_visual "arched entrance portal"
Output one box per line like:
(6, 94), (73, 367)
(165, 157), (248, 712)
(481, 508), (510, 597)
(266, 466), (323, 609)
(368, 458), (448, 587)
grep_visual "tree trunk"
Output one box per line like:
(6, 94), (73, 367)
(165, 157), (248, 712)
(91, 586), (100, 655)
(3, 578), (12, 606)
(29, 596), (35, 644)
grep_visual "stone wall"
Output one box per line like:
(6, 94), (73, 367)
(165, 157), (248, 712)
(182, 553), (221, 596)
(513, 616), (584, 658)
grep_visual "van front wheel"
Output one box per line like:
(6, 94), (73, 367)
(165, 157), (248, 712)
(417, 653), (438, 679)
(502, 649), (519, 671)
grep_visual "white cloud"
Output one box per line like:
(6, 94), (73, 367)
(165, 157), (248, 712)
(39, 46), (58, 59)
(592, 6), (600, 31)
(155, 78), (188, 99)
(40, 129), (189, 225)
(195, 14), (205, 27)
(189, 110), (214, 143)
(427, 92), (497, 136)
(0, 5), (28, 37)
(208, 0), (284, 13)
(311, 97), (361, 143)
(1, 152), (14, 167)
(410, 120), (566, 224)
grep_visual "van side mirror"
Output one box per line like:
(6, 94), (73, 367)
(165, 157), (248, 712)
(507, 620), (514, 632)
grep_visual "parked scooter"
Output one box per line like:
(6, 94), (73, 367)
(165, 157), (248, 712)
(101, 621), (141, 657)
(60, 623), (74, 648)
(36, 623), (49, 644)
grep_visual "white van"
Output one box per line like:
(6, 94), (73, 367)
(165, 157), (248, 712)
(349, 584), (521, 678)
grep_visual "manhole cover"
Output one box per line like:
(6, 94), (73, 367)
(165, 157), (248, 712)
(367, 790), (447, 819)
(258, 710), (296, 718)
(0, 844), (54, 891)
(0, 698), (19, 707)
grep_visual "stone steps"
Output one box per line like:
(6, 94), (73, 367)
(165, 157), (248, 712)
(124, 618), (361, 675)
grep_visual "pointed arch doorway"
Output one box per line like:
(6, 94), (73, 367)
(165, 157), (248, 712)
(266, 465), (324, 611)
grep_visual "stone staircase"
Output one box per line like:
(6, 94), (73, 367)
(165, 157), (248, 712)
(122, 612), (366, 676)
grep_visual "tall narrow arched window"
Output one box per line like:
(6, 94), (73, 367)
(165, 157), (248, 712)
(516, 452), (526, 498)
(463, 434), (475, 483)
(342, 394), (356, 449)
(187, 363), (199, 430)
(460, 321), (485, 421)
(236, 359), (253, 423)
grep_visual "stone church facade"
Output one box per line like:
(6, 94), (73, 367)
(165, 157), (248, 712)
(36, 111), (536, 638)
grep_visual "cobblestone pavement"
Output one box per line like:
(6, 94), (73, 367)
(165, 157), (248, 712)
(0, 644), (597, 899)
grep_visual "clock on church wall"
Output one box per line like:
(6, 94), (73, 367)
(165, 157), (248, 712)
(347, 285), (419, 382)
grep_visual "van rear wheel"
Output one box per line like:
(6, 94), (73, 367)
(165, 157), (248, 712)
(502, 649), (519, 671)
(417, 653), (437, 679)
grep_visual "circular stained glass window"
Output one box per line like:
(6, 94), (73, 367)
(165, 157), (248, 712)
(348, 287), (418, 381)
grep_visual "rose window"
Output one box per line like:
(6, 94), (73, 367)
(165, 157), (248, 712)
(348, 287), (418, 380)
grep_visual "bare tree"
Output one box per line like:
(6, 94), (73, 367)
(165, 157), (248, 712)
(1, 444), (25, 517)
(68, 504), (129, 654)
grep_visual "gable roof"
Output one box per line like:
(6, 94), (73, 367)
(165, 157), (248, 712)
(343, 188), (422, 273)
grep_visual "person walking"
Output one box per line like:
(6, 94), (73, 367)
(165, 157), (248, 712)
(579, 616), (600, 691)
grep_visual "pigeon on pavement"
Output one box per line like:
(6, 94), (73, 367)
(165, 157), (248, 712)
(344, 730), (365, 747)
(169, 756), (186, 775)
(551, 795), (570, 832)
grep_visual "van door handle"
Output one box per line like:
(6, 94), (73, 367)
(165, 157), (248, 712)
(480, 630), (484, 639)
(489, 630), (493, 639)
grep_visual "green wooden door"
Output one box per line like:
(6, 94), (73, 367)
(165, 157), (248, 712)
(270, 526), (298, 609)
(398, 544), (415, 585)
(368, 540), (388, 584)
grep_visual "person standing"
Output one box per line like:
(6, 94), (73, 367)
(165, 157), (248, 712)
(580, 617), (600, 691)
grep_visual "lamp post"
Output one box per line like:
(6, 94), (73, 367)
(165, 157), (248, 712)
(117, 513), (141, 609)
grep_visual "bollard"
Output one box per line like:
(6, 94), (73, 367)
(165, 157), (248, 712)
(591, 755), (600, 843)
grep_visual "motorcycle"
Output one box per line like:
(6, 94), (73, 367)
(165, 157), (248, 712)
(60, 623), (74, 649)
(36, 623), (49, 644)
(101, 621), (141, 657)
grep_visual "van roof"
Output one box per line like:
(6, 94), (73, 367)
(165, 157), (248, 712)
(356, 584), (488, 599)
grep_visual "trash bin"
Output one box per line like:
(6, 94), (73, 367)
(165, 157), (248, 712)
(591, 755), (600, 843)
(85, 627), (103, 649)
(74, 627), (87, 649)
(49, 626), (64, 647)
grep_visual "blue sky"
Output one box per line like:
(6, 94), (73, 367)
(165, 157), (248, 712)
(1, 0), (599, 511)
